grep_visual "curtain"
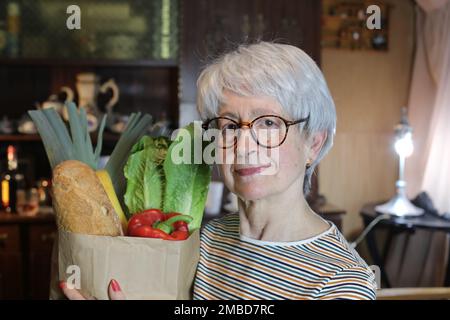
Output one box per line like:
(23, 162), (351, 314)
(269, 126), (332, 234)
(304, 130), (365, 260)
(406, 0), (450, 214)
(384, 0), (450, 288)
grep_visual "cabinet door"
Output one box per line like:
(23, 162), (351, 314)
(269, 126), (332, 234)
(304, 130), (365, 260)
(180, 0), (321, 102)
(0, 225), (23, 299)
(28, 224), (57, 300)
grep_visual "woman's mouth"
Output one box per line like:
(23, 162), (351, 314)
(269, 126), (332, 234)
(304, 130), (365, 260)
(234, 164), (271, 177)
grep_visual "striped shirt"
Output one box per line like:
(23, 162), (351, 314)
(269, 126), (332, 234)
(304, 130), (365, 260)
(193, 213), (377, 300)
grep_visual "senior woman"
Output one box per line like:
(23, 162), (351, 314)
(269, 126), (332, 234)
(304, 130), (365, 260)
(61, 41), (376, 300)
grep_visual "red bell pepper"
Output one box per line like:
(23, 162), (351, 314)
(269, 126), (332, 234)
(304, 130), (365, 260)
(127, 209), (193, 241)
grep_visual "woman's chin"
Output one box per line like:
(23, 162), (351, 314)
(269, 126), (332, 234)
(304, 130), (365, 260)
(233, 182), (272, 201)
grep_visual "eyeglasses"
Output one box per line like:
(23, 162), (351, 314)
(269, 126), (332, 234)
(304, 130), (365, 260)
(202, 114), (310, 148)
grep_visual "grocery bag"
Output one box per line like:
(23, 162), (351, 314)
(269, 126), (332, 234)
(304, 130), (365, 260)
(50, 229), (200, 300)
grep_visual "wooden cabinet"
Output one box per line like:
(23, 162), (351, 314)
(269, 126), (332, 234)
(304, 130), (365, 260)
(27, 224), (57, 300)
(0, 225), (22, 299)
(0, 213), (56, 300)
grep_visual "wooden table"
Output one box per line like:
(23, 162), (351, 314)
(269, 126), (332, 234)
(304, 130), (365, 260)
(360, 202), (450, 288)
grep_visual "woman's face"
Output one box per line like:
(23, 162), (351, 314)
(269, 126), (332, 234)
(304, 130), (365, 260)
(217, 91), (309, 201)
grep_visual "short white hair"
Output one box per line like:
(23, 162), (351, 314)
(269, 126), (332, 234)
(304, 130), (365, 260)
(196, 41), (336, 195)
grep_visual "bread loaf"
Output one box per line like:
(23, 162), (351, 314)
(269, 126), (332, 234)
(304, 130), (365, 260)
(52, 160), (123, 236)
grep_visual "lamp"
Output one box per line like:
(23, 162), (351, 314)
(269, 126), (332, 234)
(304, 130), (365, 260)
(375, 107), (424, 217)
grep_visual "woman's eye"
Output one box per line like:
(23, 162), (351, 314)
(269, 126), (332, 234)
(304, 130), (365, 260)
(261, 119), (280, 128)
(265, 119), (274, 126)
(223, 123), (238, 130)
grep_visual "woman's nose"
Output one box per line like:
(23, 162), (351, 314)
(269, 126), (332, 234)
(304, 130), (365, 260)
(234, 127), (258, 159)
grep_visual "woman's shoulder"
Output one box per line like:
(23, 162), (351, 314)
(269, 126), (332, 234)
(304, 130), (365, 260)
(315, 263), (377, 300)
(311, 226), (378, 299)
(317, 224), (369, 266)
(273, 222), (377, 299)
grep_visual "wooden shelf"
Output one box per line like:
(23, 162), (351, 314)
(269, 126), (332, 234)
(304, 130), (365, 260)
(0, 58), (179, 68)
(0, 211), (55, 224)
(0, 132), (121, 143)
(0, 134), (41, 142)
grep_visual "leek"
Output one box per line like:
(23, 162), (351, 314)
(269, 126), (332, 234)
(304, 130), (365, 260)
(29, 103), (152, 208)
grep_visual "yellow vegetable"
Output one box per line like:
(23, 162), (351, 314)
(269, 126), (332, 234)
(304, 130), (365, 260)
(96, 169), (128, 231)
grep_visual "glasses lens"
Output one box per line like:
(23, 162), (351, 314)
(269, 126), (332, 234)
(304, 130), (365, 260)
(208, 118), (239, 148)
(252, 116), (287, 147)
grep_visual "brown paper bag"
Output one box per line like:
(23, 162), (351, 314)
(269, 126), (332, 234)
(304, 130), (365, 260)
(51, 229), (200, 300)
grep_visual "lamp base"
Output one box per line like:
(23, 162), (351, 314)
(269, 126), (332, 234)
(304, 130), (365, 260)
(375, 193), (424, 217)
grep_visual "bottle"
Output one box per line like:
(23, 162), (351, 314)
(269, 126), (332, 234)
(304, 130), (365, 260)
(0, 20), (7, 56)
(1, 145), (25, 213)
(6, 1), (20, 58)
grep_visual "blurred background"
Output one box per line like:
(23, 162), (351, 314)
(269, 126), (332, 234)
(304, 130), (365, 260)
(0, 0), (449, 299)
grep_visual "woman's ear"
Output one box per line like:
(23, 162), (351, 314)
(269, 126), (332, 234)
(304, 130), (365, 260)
(307, 131), (328, 162)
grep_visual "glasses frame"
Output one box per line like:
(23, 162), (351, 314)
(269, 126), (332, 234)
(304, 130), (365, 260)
(202, 114), (310, 149)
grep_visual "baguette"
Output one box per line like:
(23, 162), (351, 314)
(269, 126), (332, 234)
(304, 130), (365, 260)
(52, 160), (123, 236)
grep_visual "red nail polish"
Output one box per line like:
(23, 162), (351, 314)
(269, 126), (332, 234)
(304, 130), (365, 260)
(111, 279), (121, 292)
(59, 281), (66, 290)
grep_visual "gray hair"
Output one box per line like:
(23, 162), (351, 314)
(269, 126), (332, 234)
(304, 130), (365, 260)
(196, 41), (336, 195)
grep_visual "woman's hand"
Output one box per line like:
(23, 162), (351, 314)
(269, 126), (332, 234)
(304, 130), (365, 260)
(60, 279), (126, 300)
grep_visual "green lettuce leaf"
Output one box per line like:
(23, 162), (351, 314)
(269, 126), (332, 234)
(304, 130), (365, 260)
(163, 123), (212, 231)
(124, 136), (170, 217)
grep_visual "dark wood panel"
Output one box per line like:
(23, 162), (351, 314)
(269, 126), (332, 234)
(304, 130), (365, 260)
(29, 224), (56, 253)
(0, 252), (23, 299)
(0, 225), (20, 251)
(28, 224), (56, 300)
(0, 66), (51, 119)
(28, 251), (53, 300)
(180, 0), (321, 103)
(0, 225), (23, 299)
(0, 215), (56, 300)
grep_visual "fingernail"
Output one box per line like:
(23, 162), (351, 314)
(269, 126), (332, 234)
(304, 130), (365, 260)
(111, 279), (121, 292)
(59, 281), (66, 290)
